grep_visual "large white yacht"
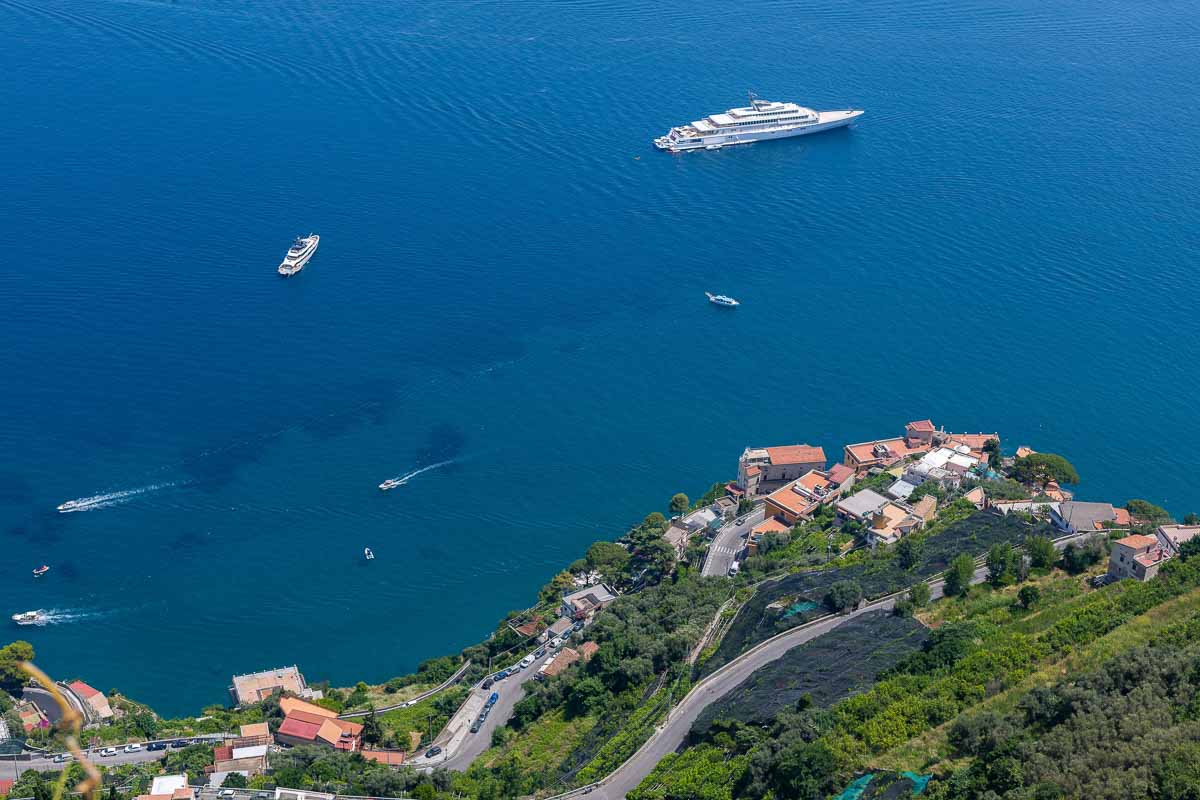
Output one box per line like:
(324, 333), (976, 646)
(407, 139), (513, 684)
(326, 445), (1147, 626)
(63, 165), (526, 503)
(654, 94), (863, 153)
(278, 234), (320, 276)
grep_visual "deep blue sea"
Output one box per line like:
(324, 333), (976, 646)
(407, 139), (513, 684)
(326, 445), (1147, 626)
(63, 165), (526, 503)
(2, 0), (1199, 716)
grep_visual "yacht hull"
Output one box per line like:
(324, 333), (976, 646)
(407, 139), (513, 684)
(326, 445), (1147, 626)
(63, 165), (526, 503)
(656, 109), (863, 153)
(278, 236), (320, 276)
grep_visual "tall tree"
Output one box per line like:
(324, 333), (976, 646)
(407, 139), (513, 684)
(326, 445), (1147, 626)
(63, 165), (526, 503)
(669, 493), (690, 514)
(0, 640), (34, 693)
(944, 553), (976, 597)
(1026, 535), (1056, 569)
(1011, 453), (1079, 486)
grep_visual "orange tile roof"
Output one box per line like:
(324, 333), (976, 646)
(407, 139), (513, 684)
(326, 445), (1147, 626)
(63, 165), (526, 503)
(752, 517), (790, 536)
(239, 722), (270, 738)
(764, 481), (817, 517)
(279, 696), (337, 719)
(946, 433), (999, 452)
(827, 464), (854, 484)
(286, 709), (335, 726)
(1116, 534), (1158, 549)
(845, 437), (929, 464)
(213, 746), (233, 762)
(764, 445), (825, 465)
(278, 715), (322, 741)
(745, 465), (762, 477)
(362, 750), (406, 766)
(1113, 508), (1131, 526)
(1135, 551), (1168, 567)
(906, 419), (935, 432)
(542, 648), (580, 677)
(68, 680), (102, 699)
(913, 496), (938, 520)
(578, 641), (599, 661)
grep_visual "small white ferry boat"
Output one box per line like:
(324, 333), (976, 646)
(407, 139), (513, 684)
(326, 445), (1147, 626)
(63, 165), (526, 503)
(655, 94), (863, 153)
(278, 234), (320, 276)
(12, 610), (48, 626)
(706, 292), (740, 307)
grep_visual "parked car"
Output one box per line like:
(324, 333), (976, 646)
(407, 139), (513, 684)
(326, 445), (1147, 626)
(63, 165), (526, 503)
(481, 678), (494, 690)
(572, 621), (585, 632)
(534, 647), (546, 658)
(424, 746), (442, 758)
(486, 692), (499, 707)
(147, 742), (167, 751)
(53, 753), (72, 763)
(470, 719), (482, 734)
(99, 748), (117, 757)
(124, 743), (143, 753)
(520, 654), (536, 668)
(549, 637), (562, 649)
(492, 671), (507, 682)
(220, 790), (236, 799)
(728, 561), (740, 576)
(170, 740), (188, 748)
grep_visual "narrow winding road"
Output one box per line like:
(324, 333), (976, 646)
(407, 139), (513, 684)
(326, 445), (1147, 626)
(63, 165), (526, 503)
(581, 532), (1091, 799)
(702, 507), (764, 578)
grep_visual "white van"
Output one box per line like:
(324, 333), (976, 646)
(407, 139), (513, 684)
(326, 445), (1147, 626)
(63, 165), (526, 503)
(520, 653), (536, 668)
(728, 561), (740, 577)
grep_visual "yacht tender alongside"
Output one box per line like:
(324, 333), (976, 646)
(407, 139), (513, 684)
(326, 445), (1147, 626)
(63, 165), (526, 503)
(655, 94), (862, 153)
(278, 234), (320, 276)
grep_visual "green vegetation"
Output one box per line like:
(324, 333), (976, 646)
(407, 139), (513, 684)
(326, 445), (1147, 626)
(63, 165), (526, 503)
(824, 580), (863, 613)
(374, 684), (468, 749)
(690, 612), (928, 738)
(705, 510), (1042, 675)
(0, 640), (33, 693)
(638, 548), (1200, 800)
(1126, 498), (1172, 523)
(268, 746), (433, 797)
(1010, 453), (1079, 486)
(670, 493), (690, 514)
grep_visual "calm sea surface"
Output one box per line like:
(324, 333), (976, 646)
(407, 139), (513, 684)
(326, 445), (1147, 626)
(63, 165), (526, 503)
(2, 0), (1199, 715)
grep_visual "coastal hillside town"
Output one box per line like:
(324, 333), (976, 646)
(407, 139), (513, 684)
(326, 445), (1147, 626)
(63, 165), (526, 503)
(5, 419), (1200, 800)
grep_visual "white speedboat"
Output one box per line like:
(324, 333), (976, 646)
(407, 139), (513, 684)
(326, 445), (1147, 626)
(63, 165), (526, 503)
(278, 234), (320, 276)
(378, 478), (403, 491)
(364, 548), (375, 561)
(33, 565), (49, 578)
(12, 610), (48, 626)
(655, 93), (863, 153)
(706, 292), (740, 307)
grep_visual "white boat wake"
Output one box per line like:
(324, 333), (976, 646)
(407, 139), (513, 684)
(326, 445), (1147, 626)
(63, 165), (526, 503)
(379, 460), (455, 489)
(56, 482), (178, 513)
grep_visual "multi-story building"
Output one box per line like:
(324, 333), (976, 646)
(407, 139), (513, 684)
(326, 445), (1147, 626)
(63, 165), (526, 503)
(737, 444), (826, 495)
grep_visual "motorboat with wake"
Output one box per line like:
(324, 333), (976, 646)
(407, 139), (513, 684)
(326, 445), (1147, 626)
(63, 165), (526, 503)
(364, 548), (375, 561)
(33, 565), (49, 578)
(378, 478), (403, 491)
(12, 610), (48, 626)
(706, 292), (740, 307)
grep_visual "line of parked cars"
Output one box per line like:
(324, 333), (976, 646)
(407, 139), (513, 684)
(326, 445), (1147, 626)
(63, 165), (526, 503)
(89, 739), (200, 758)
(480, 620), (587, 690)
(469, 691), (501, 734)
